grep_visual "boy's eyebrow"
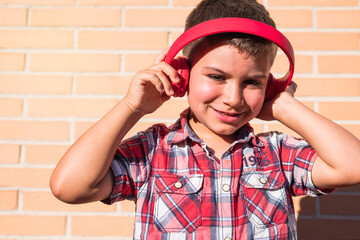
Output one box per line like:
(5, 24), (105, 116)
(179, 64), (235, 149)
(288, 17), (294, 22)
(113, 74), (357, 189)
(249, 73), (268, 80)
(203, 66), (268, 80)
(203, 66), (230, 77)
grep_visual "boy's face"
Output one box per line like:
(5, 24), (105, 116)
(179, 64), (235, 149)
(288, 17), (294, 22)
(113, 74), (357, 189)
(187, 43), (272, 141)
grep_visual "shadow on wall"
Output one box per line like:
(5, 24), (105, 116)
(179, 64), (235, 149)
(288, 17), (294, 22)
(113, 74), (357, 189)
(296, 185), (360, 240)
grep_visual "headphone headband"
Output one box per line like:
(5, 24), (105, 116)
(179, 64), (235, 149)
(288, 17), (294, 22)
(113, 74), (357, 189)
(165, 17), (294, 85)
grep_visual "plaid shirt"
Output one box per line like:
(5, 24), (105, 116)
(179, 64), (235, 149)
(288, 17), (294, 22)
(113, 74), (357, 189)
(103, 109), (329, 240)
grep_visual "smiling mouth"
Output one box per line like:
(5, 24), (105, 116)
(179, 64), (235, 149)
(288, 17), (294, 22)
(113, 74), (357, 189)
(211, 107), (241, 117)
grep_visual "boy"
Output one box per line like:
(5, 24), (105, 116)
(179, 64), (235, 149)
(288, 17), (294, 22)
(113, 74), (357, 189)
(50, 0), (360, 239)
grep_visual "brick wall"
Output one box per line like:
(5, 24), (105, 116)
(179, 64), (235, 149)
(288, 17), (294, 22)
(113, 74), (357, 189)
(0, 0), (359, 239)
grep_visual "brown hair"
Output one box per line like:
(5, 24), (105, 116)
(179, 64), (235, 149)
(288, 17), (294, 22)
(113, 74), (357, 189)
(183, 0), (277, 65)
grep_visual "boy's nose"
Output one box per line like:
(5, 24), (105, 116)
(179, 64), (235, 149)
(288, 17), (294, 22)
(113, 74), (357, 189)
(222, 83), (243, 107)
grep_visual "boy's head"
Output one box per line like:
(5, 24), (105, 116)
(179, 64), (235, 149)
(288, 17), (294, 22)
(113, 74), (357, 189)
(183, 0), (277, 66)
(183, 0), (280, 140)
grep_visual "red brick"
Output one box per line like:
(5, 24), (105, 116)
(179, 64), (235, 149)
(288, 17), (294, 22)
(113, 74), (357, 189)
(0, 52), (25, 71)
(27, 98), (118, 118)
(78, 31), (167, 50)
(293, 196), (317, 217)
(269, 9), (312, 28)
(30, 8), (121, 27)
(124, 8), (191, 27)
(0, 0), (75, 5)
(318, 102), (360, 120)
(119, 200), (136, 212)
(0, 120), (69, 141)
(267, 0), (358, 7)
(334, 184), (360, 194)
(296, 78), (360, 97)
(146, 99), (189, 119)
(0, 75), (72, 95)
(285, 32), (359, 51)
(318, 56), (360, 74)
(320, 195), (360, 215)
(0, 98), (23, 117)
(74, 121), (161, 140)
(172, 0), (201, 6)
(29, 53), (120, 72)
(22, 191), (116, 212)
(272, 55), (313, 75)
(0, 8), (27, 26)
(0, 144), (20, 164)
(0, 168), (52, 188)
(0, 191), (18, 210)
(297, 219), (360, 239)
(79, 0), (167, 5)
(71, 215), (135, 237)
(124, 53), (158, 72)
(25, 145), (69, 164)
(317, 10), (360, 28)
(75, 75), (132, 95)
(0, 30), (73, 49)
(0, 215), (66, 235)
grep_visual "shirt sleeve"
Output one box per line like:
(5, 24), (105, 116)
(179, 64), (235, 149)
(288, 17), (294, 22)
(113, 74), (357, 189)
(275, 133), (334, 197)
(102, 124), (165, 204)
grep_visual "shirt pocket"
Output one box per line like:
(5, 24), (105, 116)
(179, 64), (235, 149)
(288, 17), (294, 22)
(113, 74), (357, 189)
(153, 173), (203, 233)
(240, 170), (289, 228)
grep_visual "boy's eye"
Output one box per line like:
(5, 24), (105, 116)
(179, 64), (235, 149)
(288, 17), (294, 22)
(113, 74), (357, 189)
(208, 74), (226, 81)
(244, 79), (263, 87)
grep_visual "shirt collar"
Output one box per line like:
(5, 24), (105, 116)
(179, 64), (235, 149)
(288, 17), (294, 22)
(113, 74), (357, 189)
(166, 108), (264, 148)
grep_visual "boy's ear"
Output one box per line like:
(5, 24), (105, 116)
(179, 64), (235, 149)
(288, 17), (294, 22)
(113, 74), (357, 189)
(170, 56), (190, 97)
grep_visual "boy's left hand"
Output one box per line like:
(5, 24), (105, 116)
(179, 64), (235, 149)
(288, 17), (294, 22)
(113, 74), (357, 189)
(256, 81), (298, 121)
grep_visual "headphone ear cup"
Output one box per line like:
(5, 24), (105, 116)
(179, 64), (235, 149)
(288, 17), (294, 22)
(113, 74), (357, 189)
(265, 73), (289, 101)
(265, 73), (275, 101)
(170, 56), (190, 97)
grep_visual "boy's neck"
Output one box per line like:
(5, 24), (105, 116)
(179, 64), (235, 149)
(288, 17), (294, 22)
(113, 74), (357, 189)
(188, 113), (238, 159)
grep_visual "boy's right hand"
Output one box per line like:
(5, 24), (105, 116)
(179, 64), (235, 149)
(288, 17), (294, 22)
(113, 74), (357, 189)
(123, 49), (181, 115)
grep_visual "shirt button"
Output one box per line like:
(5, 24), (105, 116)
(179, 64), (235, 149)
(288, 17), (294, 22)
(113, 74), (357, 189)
(222, 184), (231, 192)
(174, 182), (183, 189)
(259, 177), (267, 184)
(224, 237), (232, 240)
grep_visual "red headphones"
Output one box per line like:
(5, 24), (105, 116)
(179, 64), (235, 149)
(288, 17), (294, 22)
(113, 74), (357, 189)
(164, 17), (295, 101)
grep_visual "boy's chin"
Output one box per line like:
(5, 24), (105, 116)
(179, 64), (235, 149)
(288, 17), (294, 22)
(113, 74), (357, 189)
(208, 125), (243, 139)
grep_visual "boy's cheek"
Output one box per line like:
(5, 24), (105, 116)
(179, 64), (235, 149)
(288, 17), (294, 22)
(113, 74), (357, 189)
(189, 73), (218, 92)
(244, 90), (264, 102)
(188, 80), (219, 100)
(243, 90), (265, 111)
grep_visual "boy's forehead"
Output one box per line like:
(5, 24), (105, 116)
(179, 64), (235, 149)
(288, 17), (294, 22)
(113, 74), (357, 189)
(190, 43), (273, 73)
(188, 37), (261, 65)
(187, 34), (276, 68)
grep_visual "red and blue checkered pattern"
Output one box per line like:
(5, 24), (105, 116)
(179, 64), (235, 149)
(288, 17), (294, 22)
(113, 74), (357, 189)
(103, 109), (331, 239)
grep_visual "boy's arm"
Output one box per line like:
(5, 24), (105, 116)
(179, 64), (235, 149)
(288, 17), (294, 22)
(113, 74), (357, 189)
(271, 89), (360, 189)
(50, 49), (180, 204)
(50, 100), (144, 204)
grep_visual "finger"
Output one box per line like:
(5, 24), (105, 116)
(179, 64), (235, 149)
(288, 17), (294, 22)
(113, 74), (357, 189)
(286, 81), (297, 95)
(150, 62), (181, 95)
(135, 68), (174, 97)
(153, 48), (170, 65)
(290, 81), (297, 93)
(150, 70), (176, 96)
